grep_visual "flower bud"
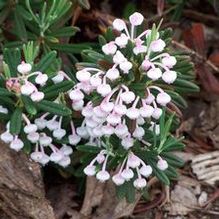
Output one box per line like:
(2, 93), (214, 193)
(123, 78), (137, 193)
(140, 105), (154, 118)
(162, 56), (177, 68)
(102, 42), (117, 55)
(126, 107), (140, 120)
(10, 138), (24, 151)
(100, 101), (114, 113)
(52, 71), (64, 84)
(162, 70), (177, 84)
(113, 51), (127, 64)
(129, 12), (144, 26)
(60, 145), (73, 156)
(76, 70), (91, 82)
(127, 153), (140, 168)
(31, 91), (44, 102)
(93, 106), (108, 118)
(68, 134), (81, 145)
(50, 151), (64, 163)
(21, 83), (35, 96)
(84, 165), (96, 176)
(39, 154), (50, 165)
(137, 116), (145, 125)
(121, 136), (134, 149)
(90, 76), (102, 87)
(147, 68), (162, 80)
(106, 113), (121, 125)
(72, 99), (84, 111)
(69, 89), (84, 101)
(35, 73), (48, 85)
(86, 118), (99, 128)
(157, 159), (168, 170)
(152, 108), (162, 119)
(115, 124), (128, 137)
(106, 68), (120, 81)
(30, 151), (43, 162)
(93, 126), (103, 137)
(96, 170), (110, 182)
(53, 128), (66, 140)
(119, 61), (133, 74)
(27, 132), (40, 143)
(58, 156), (71, 167)
(120, 91), (135, 104)
(114, 104), (127, 115)
(156, 92), (171, 106)
(39, 135), (52, 146)
(24, 124), (38, 134)
(1, 131), (13, 143)
(112, 174), (125, 185)
(150, 39), (166, 52)
(92, 115), (105, 123)
(121, 168), (134, 180)
(113, 19), (126, 31)
(82, 105), (93, 118)
(76, 127), (89, 138)
(141, 59), (151, 71)
(34, 118), (47, 130)
(96, 153), (105, 164)
(46, 120), (59, 131)
(145, 93), (155, 104)
(133, 178), (147, 189)
(80, 82), (94, 94)
(97, 84), (111, 97)
(139, 165), (153, 177)
(115, 33), (129, 48)
(17, 62), (32, 74)
(101, 125), (114, 136)
(133, 126), (145, 139)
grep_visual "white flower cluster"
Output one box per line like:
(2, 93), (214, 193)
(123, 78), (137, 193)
(84, 150), (168, 189)
(6, 62), (49, 102)
(68, 12), (175, 187)
(0, 113), (79, 167)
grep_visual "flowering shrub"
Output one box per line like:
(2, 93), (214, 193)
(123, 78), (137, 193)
(0, 12), (198, 201)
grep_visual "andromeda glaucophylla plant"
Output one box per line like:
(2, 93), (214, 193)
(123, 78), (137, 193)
(0, 12), (198, 199)
(0, 42), (76, 167)
(68, 11), (198, 193)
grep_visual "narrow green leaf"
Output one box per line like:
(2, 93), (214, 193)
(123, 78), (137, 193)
(14, 9), (27, 41)
(10, 108), (22, 135)
(36, 100), (71, 116)
(174, 79), (200, 93)
(77, 145), (101, 153)
(48, 26), (79, 37)
(34, 51), (57, 72)
(49, 43), (90, 54)
(21, 96), (37, 115)
(0, 88), (13, 96)
(42, 80), (74, 99)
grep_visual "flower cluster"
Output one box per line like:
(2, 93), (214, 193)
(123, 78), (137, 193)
(0, 61), (81, 167)
(6, 62), (49, 102)
(84, 150), (168, 189)
(68, 12), (176, 187)
(0, 12), (191, 193)
(0, 112), (78, 167)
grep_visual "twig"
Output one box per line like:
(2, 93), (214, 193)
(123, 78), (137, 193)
(172, 40), (219, 74)
(184, 9), (219, 25)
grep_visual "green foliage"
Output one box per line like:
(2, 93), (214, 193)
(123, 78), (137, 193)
(0, 0), (90, 56)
